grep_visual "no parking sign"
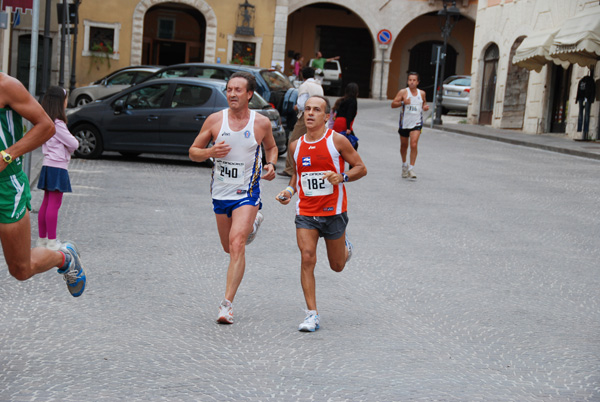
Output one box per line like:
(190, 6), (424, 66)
(377, 29), (392, 46)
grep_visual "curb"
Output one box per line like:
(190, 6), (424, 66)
(433, 124), (600, 161)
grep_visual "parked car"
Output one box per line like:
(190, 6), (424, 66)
(66, 78), (286, 159)
(309, 58), (342, 95)
(68, 66), (161, 107)
(138, 63), (298, 133)
(441, 75), (471, 113)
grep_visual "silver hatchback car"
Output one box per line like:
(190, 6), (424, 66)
(68, 66), (161, 107)
(441, 75), (471, 113)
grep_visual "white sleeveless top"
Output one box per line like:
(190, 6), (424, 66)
(400, 88), (424, 129)
(211, 109), (262, 200)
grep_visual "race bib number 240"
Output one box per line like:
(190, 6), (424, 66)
(215, 160), (245, 185)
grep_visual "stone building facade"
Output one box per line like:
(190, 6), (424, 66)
(3, 0), (478, 101)
(468, 0), (599, 139)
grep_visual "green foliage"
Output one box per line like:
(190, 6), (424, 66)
(89, 42), (114, 72)
(230, 54), (254, 66)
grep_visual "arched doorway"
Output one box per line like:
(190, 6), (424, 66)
(286, 3), (373, 98)
(502, 37), (529, 129)
(142, 2), (207, 66)
(479, 43), (499, 125)
(17, 34), (50, 96)
(408, 41), (457, 102)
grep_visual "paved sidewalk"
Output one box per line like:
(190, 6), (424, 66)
(433, 120), (600, 161)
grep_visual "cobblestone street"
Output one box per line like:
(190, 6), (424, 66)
(1, 100), (599, 401)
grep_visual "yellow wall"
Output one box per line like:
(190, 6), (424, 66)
(75, 0), (277, 87)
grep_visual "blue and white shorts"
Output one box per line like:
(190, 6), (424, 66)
(212, 194), (262, 218)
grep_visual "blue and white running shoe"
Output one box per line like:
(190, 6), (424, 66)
(299, 310), (320, 332)
(58, 242), (86, 297)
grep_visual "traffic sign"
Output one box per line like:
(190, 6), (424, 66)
(377, 29), (392, 45)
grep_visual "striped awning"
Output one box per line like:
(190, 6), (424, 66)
(549, 7), (600, 68)
(513, 29), (570, 72)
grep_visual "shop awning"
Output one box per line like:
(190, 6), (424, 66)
(513, 29), (570, 72)
(549, 7), (600, 67)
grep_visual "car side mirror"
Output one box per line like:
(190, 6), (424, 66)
(114, 99), (125, 114)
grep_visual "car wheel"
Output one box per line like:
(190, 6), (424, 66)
(73, 124), (104, 159)
(75, 95), (92, 107)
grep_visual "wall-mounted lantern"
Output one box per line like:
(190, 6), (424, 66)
(235, 0), (255, 36)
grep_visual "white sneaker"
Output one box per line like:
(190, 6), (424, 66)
(246, 211), (264, 245)
(407, 169), (417, 179)
(401, 165), (409, 178)
(36, 238), (48, 248)
(217, 300), (233, 324)
(46, 239), (61, 251)
(298, 310), (320, 332)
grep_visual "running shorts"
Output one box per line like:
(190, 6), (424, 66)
(0, 170), (32, 223)
(398, 126), (423, 138)
(212, 194), (262, 218)
(295, 212), (348, 240)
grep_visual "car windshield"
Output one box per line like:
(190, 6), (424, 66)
(259, 70), (293, 91)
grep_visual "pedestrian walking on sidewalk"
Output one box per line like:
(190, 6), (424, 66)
(37, 86), (80, 251)
(0, 73), (86, 297)
(332, 82), (360, 150)
(189, 71), (278, 324)
(391, 72), (429, 179)
(279, 67), (324, 178)
(276, 95), (367, 332)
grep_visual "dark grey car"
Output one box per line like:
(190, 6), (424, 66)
(66, 78), (286, 159)
(138, 63), (298, 133)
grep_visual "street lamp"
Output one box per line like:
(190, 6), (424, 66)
(433, 0), (461, 125)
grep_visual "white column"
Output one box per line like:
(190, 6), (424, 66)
(371, 47), (391, 100)
(271, 0), (288, 66)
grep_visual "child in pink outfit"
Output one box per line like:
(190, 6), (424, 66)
(37, 86), (79, 250)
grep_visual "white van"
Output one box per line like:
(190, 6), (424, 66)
(309, 59), (343, 95)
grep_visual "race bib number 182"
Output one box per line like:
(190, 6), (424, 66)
(301, 171), (333, 197)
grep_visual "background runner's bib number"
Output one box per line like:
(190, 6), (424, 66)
(215, 160), (245, 184)
(406, 104), (421, 114)
(301, 171), (333, 197)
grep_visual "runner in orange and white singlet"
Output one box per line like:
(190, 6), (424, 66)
(276, 95), (367, 332)
(294, 128), (347, 216)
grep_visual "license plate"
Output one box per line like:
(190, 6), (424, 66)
(322, 80), (331, 85)
(446, 90), (461, 96)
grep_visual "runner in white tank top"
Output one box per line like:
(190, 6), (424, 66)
(391, 72), (430, 180)
(211, 109), (262, 200)
(400, 87), (424, 130)
(189, 72), (279, 325)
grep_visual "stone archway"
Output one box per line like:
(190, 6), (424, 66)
(131, 0), (218, 65)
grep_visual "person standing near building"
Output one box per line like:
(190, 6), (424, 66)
(332, 82), (360, 150)
(278, 67), (324, 178)
(311, 51), (340, 71)
(37, 86), (80, 251)
(189, 71), (278, 325)
(0, 73), (86, 297)
(391, 72), (429, 180)
(276, 95), (367, 332)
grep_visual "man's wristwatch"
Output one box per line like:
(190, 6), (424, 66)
(1, 150), (13, 164)
(341, 173), (349, 182)
(265, 162), (276, 171)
